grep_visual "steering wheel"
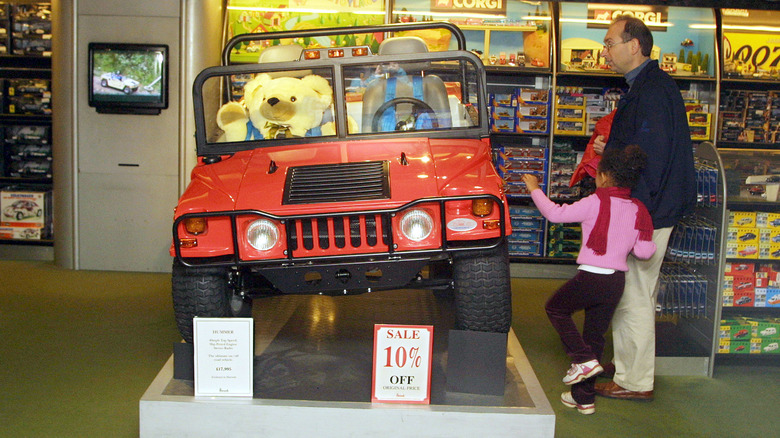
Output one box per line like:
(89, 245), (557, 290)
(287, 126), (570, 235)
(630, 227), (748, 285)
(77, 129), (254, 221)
(371, 97), (439, 132)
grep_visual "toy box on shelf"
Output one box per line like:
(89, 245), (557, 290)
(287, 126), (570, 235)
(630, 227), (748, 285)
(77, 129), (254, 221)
(549, 140), (580, 199)
(719, 90), (780, 144)
(488, 88), (550, 134)
(687, 112), (711, 141)
(10, 2), (52, 57)
(726, 212), (780, 260)
(546, 223), (581, 258)
(720, 316), (780, 354)
(507, 205), (545, 257)
(0, 188), (51, 240)
(3, 124), (52, 180)
(554, 87), (585, 135)
(722, 262), (780, 308)
(494, 144), (547, 198)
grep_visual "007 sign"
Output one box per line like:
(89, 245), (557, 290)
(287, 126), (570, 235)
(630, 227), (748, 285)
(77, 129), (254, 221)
(372, 324), (434, 404)
(724, 33), (780, 73)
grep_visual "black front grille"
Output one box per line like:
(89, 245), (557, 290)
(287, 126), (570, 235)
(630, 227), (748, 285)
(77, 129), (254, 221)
(284, 161), (390, 204)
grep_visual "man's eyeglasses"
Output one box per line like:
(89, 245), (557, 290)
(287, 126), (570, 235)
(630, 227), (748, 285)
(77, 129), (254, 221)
(603, 40), (630, 52)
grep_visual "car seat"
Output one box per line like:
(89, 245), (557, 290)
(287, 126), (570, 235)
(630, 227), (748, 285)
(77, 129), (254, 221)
(361, 36), (451, 133)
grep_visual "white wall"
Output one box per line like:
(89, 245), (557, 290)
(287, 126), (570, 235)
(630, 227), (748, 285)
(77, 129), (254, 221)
(53, 0), (224, 271)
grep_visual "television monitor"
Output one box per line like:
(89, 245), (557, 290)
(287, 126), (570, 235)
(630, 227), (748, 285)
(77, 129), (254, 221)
(88, 43), (169, 115)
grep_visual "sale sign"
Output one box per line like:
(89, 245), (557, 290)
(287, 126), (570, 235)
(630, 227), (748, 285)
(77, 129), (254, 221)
(372, 324), (434, 404)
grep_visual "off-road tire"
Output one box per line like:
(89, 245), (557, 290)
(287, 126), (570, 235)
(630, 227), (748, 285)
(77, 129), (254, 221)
(171, 261), (252, 343)
(452, 242), (512, 333)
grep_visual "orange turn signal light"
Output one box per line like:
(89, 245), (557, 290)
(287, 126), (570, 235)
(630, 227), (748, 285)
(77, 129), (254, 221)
(472, 199), (494, 217)
(184, 217), (207, 235)
(304, 50), (320, 60)
(328, 49), (344, 58)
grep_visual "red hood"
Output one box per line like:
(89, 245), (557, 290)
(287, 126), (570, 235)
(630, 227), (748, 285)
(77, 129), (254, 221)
(178, 137), (500, 216)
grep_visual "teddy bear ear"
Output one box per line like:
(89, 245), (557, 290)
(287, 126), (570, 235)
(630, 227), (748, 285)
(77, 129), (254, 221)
(216, 101), (248, 129)
(243, 73), (272, 100)
(301, 74), (333, 107)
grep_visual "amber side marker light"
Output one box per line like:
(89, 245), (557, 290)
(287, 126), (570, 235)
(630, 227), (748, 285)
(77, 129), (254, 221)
(328, 49), (344, 58)
(304, 50), (320, 60)
(352, 47), (368, 56)
(482, 220), (500, 230)
(184, 217), (207, 235)
(472, 199), (493, 217)
(179, 238), (198, 248)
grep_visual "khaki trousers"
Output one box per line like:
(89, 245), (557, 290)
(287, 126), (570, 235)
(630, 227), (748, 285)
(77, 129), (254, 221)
(611, 226), (673, 392)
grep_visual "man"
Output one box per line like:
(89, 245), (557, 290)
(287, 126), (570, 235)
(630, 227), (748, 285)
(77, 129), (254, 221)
(591, 15), (697, 401)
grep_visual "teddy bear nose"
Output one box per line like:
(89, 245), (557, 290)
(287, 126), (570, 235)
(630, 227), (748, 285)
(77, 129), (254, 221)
(267, 97), (280, 106)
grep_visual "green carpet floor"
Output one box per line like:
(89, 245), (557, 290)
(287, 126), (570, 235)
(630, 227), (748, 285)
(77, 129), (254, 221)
(0, 260), (777, 437)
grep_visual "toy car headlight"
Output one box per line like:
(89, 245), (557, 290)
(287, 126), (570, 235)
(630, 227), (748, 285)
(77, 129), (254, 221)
(400, 209), (434, 242)
(246, 219), (279, 251)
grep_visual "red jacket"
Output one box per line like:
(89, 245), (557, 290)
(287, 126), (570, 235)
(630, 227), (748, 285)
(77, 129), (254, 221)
(569, 110), (615, 187)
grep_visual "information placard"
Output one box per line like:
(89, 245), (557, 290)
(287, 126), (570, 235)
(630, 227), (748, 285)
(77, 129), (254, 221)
(193, 317), (254, 397)
(372, 324), (434, 404)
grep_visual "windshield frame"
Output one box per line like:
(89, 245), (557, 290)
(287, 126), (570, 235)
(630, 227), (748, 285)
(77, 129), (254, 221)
(192, 50), (489, 157)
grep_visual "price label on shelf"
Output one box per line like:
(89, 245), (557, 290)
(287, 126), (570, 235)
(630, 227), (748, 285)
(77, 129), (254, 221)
(371, 324), (434, 404)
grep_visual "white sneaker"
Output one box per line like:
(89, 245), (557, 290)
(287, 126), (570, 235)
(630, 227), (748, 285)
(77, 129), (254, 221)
(563, 359), (604, 385)
(561, 391), (595, 415)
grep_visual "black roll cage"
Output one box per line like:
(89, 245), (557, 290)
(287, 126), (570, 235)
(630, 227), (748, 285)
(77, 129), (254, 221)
(193, 22), (489, 157)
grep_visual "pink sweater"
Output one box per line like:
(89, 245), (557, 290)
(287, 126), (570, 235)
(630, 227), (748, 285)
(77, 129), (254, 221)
(531, 189), (656, 271)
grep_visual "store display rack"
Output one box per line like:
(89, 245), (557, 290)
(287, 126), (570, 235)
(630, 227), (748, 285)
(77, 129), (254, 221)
(0, 2), (53, 247)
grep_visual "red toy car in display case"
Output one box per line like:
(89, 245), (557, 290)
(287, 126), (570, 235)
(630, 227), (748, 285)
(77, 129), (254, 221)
(170, 23), (512, 343)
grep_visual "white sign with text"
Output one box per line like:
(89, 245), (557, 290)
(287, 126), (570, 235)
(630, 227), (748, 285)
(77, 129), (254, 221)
(193, 317), (253, 397)
(372, 324), (434, 404)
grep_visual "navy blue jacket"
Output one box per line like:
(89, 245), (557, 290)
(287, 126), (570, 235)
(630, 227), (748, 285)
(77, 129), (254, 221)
(605, 60), (696, 229)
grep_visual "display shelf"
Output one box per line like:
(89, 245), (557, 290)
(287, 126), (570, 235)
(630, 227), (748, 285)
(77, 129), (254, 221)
(654, 141), (727, 377)
(718, 141), (780, 150)
(715, 354), (780, 364)
(721, 305), (779, 315)
(0, 2), (54, 249)
(0, 237), (51, 246)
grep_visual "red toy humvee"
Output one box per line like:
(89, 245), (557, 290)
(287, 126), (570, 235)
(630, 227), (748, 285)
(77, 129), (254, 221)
(170, 23), (512, 343)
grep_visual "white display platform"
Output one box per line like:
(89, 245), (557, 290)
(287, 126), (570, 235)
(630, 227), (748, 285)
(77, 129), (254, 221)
(140, 292), (555, 437)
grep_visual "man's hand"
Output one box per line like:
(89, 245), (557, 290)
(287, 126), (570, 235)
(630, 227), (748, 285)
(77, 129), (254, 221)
(521, 173), (540, 192)
(593, 135), (606, 155)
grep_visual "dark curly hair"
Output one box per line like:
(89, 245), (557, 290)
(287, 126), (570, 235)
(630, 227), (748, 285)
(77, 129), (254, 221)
(598, 144), (647, 189)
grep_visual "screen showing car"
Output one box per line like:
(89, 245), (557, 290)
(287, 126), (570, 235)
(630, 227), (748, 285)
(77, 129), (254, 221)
(88, 43), (168, 113)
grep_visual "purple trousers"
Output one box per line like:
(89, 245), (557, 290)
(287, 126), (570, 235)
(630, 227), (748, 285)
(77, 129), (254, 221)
(545, 269), (625, 404)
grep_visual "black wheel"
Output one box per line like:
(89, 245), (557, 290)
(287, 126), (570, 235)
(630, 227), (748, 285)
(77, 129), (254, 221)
(452, 242), (512, 333)
(371, 97), (438, 132)
(16, 211), (23, 220)
(101, 79), (108, 87)
(171, 261), (253, 343)
(123, 86), (132, 94)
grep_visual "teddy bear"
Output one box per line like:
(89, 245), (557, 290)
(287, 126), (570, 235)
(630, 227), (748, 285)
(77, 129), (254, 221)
(215, 73), (338, 142)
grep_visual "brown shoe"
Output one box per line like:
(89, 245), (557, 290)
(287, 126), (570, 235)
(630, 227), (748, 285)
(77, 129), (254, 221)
(594, 381), (653, 401)
(599, 362), (615, 379)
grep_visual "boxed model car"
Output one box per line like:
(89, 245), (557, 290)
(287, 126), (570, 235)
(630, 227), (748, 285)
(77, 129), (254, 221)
(170, 23), (512, 343)
(0, 189), (51, 239)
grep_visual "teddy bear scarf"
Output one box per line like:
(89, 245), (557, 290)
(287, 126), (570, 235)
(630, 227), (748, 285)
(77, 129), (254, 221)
(586, 187), (654, 256)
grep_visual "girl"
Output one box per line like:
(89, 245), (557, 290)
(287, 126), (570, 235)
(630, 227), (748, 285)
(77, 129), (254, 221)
(521, 145), (656, 415)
